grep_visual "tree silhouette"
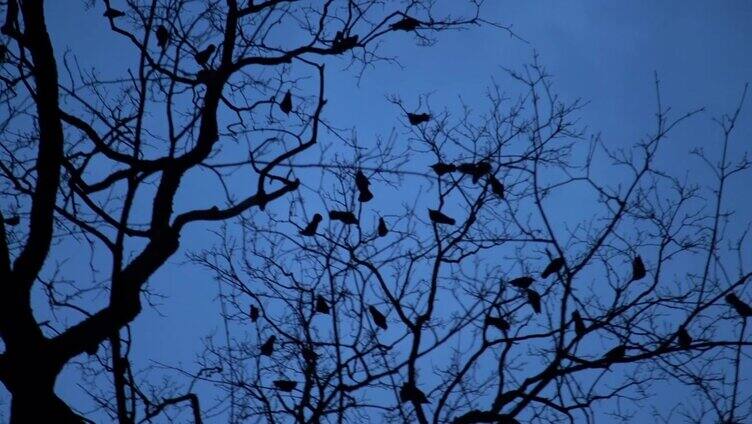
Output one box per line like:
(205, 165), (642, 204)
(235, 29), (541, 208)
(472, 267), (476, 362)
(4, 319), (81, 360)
(0, 0), (485, 422)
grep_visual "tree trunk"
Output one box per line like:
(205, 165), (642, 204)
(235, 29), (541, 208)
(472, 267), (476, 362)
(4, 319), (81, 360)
(10, 390), (82, 424)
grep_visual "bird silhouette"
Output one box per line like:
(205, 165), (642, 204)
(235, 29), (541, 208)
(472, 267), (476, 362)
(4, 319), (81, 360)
(457, 161), (491, 184)
(329, 210), (358, 225)
(156, 25), (169, 50)
(631, 255), (646, 281)
(194, 44), (216, 66)
(428, 209), (455, 226)
(485, 316), (510, 332)
(300, 213), (322, 236)
(332, 32), (358, 51)
(279, 90), (293, 115)
(378, 217), (388, 237)
(250, 305), (260, 323)
(602, 345), (626, 363)
(260, 335), (276, 356)
(104, 8), (126, 18)
(273, 380), (297, 392)
(407, 112), (431, 125)
(509, 276), (534, 289)
(541, 257), (565, 279)
(315, 295), (330, 314)
(355, 170), (373, 202)
(725, 293), (752, 318)
(2, 215), (19, 226)
(431, 162), (456, 176)
(369, 305), (388, 330)
(677, 327), (692, 348)
(526, 289), (542, 314)
(302, 347), (318, 363)
(390, 16), (421, 31)
(572, 310), (586, 337)
(400, 383), (430, 404)
(488, 175), (505, 199)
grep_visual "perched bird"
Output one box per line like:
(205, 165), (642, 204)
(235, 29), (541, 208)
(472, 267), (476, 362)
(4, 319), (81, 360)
(631, 255), (646, 281)
(602, 345), (627, 363)
(155, 24), (169, 50)
(390, 16), (421, 32)
(572, 310), (586, 337)
(369, 305), (388, 330)
(488, 175), (505, 199)
(329, 210), (358, 225)
(508, 276), (534, 289)
(676, 327), (692, 349)
(260, 335), (276, 356)
(273, 380), (297, 392)
(300, 213), (323, 236)
(279, 90), (293, 115)
(541, 257), (565, 279)
(378, 217), (388, 237)
(332, 32), (358, 51)
(428, 209), (455, 226)
(407, 112), (431, 126)
(457, 161), (491, 184)
(725, 293), (752, 318)
(526, 289), (542, 314)
(315, 295), (330, 315)
(431, 162), (456, 176)
(400, 383), (430, 404)
(2, 215), (20, 226)
(249, 305), (260, 323)
(355, 170), (373, 202)
(103, 8), (126, 18)
(302, 347), (318, 363)
(484, 316), (510, 332)
(194, 44), (216, 66)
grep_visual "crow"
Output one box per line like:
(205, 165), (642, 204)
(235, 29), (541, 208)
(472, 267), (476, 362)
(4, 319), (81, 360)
(378, 217), (388, 237)
(488, 175), (505, 198)
(631, 255), (646, 281)
(526, 289), (542, 314)
(273, 380), (297, 392)
(400, 383), (430, 404)
(260, 335), (276, 356)
(194, 44), (216, 66)
(431, 162), (456, 176)
(156, 25), (169, 50)
(369, 305), (388, 330)
(250, 305), (260, 323)
(390, 16), (421, 31)
(279, 90), (293, 115)
(541, 257), (565, 279)
(329, 211), (358, 225)
(355, 170), (373, 202)
(677, 327), (692, 349)
(333, 33), (358, 51)
(104, 8), (126, 18)
(428, 209), (455, 226)
(407, 112), (431, 125)
(315, 295), (330, 315)
(572, 310), (586, 337)
(300, 213), (322, 236)
(457, 161), (491, 184)
(725, 293), (752, 318)
(485, 316), (510, 332)
(509, 276), (534, 289)
(602, 345), (626, 362)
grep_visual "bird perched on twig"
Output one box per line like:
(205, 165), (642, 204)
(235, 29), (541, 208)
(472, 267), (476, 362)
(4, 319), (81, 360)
(407, 112), (431, 125)
(390, 16), (421, 32)
(428, 209), (455, 226)
(250, 305), (260, 323)
(279, 90), (293, 115)
(273, 380), (297, 392)
(457, 161), (491, 184)
(676, 327), (692, 348)
(155, 25), (169, 50)
(194, 44), (216, 66)
(602, 344), (626, 363)
(104, 7), (126, 18)
(541, 257), (565, 279)
(431, 162), (456, 176)
(302, 347), (318, 363)
(300, 213), (322, 236)
(378, 217), (388, 237)
(355, 170), (373, 202)
(260, 335), (276, 356)
(488, 175), (505, 198)
(400, 383), (430, 404)
(332, 31), (359, 51)
(526, 289), (542, 314)
(329, 211), (358, 225)
(484, 316), (510, 332)
(631, 255), (646, 281)
(509, 276), (534, 289)
(725, 293), (752, 318)
(369, 305), (388, 330)
(572, 310), (586, 337)
(315, 295), (330, 315)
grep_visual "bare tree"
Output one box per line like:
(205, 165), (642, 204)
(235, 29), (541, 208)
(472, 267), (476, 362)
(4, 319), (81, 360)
(0, 0), (488, 422)
(192, 62), (752, 423)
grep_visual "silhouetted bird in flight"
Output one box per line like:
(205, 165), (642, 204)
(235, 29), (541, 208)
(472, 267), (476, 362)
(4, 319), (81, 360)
(428, 209), (455, 225)
(315, 295), (330, 314)
(378, 217), (388, 237)
(431, 162), (456, 176)
(391, 16), (421, 31)
(104, 8), (126, 18)
(725, 293), (752, 318)
(194, 44), (216, 66)
(400, 383), (430, 404)
(541, 257), (565, 278)
(407, 112), (431, 125)
(526, 289), (542, 314)
(302, 347), (318, 363)
(260, 335), (276, 356)
(631, 255), (646, 281)
(369, 305), (388, 330)
(457, 161), (491, 184)
(602, 345), (626, 363)
(329, 210), (358, 225)
(273, 380), (297, 392)
(250, 305), (260, 323)
(485, 315), (510, 332)
(488, 175), (505, 198)
(677, 327), (692, 348)
(2, 215), (19, 226)
(300, 213), (322, 236)
(509, 276), (534, 289)
(572, 310), (586, 337)
(156, 25), (169, 50)
(355, 170), (373, 202)
(279, 90), (293, 115)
